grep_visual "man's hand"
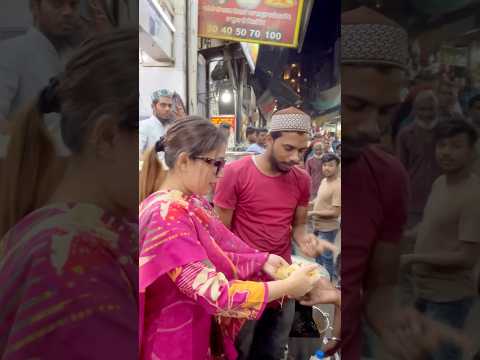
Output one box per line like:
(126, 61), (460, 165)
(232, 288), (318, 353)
(299, 277), (340, 306)
(298, 233), (337, 258)
(297, 233), (318, 258)
(315, 237), (337, 256)
(262, 254), (289, 280)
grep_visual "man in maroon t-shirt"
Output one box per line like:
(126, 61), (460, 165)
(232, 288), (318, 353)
(214, 107), (333, 360)
(340, 7), (410, 360)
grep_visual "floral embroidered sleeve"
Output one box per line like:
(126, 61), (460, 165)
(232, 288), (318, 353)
(167, 261), (268, 320)
(192, 198), (269, 281)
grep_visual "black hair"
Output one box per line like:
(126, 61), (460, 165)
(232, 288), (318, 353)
(246, 126), (256, 137)
(468, 94), (480, 110)
(434, 119), (478, 146)
(321, 153), (340, 165)
(257, 128), (268, 134)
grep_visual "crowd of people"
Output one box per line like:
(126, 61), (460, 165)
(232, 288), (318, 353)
(356, 25), (480, 360)
(339, 6), (480, 360)
(389, 55), (480, 360)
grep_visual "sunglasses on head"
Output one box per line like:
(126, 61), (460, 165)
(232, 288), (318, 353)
(192, 156), (226, 176)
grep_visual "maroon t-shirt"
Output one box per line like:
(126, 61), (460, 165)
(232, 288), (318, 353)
(342, 146), (408, 359)
(213, 156), (311, 262)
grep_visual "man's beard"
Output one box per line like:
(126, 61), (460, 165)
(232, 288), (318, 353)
(40, 18), (81, 49)
(155, 113), (173, 126)
(269, 150), (296, 173)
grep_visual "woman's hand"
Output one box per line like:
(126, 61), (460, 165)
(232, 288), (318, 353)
(285, 264), (321, 298)
(262, 254), (289, 280)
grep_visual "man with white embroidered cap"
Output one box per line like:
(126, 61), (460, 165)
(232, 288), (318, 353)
(214, 106), (335, 360)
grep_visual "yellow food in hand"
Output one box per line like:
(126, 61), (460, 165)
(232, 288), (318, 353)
(276, 263), (319, 280)
(276, 264), (299, 279)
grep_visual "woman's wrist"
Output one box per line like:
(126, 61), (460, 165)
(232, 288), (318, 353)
(283, 277), (295, 297)
(266, 279), (291, 301)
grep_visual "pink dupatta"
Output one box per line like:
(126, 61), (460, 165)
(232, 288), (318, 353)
(139, 190), (269, 359)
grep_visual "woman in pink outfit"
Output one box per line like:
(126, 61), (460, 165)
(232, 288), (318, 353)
(139, 117), (320, 360)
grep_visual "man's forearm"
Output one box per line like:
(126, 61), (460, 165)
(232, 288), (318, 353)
(292, 224), (307, 246)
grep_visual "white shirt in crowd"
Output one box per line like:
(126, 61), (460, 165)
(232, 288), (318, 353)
(0, 27), (71, 157)
(246, 143), (265, 154)
(139, 115), (169, 156)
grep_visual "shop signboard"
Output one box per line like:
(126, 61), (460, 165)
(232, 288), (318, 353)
(198, 0), (305, 48)
(211, 115), (236, 129)
(211, 115), (236, 149)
